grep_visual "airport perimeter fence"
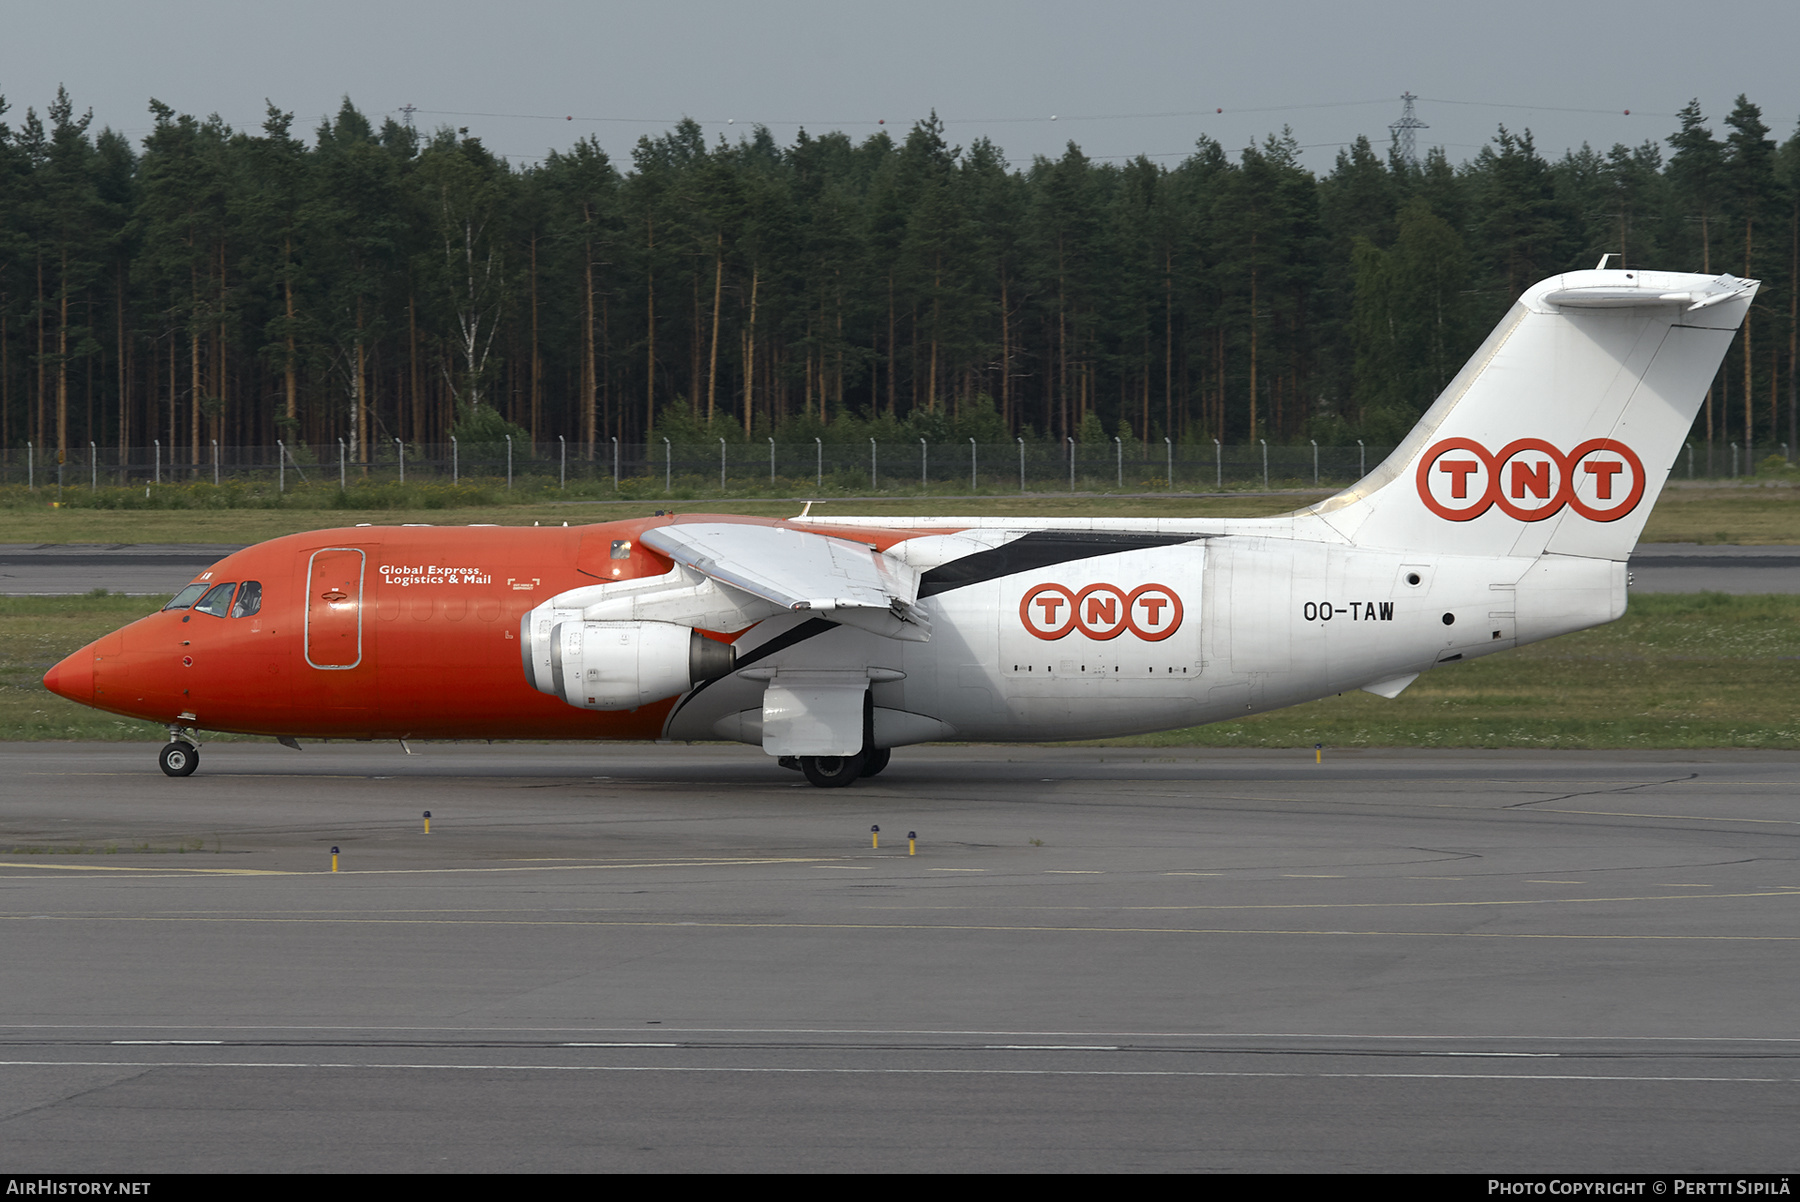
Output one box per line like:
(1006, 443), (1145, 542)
(0, 436), (1791, 497)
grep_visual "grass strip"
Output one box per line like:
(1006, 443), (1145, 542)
(0, 480), (1793, 546)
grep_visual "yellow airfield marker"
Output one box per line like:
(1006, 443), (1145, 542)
(1315, 743), (1323, 764)
(423, 810), (432, 835)
(871, 825), (880, 850)
(908, 831), (917, 856)
(330, 845), (340, 873)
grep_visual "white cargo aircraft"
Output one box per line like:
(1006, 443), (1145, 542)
(46, 265), (1758, 783)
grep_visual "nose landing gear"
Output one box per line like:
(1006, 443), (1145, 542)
(159, 741), (198, 777)
(159, 726), (199, 777)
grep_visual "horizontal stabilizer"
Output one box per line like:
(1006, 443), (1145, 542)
(1543, 274), (1756, 311)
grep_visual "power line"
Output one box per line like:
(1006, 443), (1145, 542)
(401, 95), (1678, 168)
(409, 94), (1668, 132)
(1417, 95), (1671, 118)
(409, 102), (1399, 128)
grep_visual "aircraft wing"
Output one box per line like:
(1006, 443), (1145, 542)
(639, 522), (931, 642)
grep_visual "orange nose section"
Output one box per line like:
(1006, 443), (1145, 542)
(43, 649), (94, 704)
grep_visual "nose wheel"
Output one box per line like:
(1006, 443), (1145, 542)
(159, 740), (199, 777)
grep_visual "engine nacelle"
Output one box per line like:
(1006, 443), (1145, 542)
(521, 607), (584, 696)
(532, 620), (733, 711)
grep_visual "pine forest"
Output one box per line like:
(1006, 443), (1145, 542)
(1, 89), (1797, 481)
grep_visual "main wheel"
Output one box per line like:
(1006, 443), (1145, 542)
(158, 741), (199, 778)
(859, 747), (892, 777)
(800, 753), (865, 788)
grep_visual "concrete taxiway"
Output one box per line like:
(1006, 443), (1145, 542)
(0, 543), (245, 596)
(1628, 542), (1800, 594)
(1, 743), (1796, 1172)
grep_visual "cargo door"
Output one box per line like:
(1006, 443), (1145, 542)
(306, 548), (365, 669)
(298, 547), (375, 729)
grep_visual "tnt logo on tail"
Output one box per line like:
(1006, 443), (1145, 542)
(1416, 438), (1645, 522)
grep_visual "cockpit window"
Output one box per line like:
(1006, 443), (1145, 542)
(162, 583), (210, 612)
(231, 581), (263, 618)
(192, 582), (238, 618)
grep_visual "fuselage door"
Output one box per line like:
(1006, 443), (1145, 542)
(306, 548), (366, 669)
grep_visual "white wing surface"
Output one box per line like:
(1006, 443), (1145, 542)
(639, 523), (930, 642)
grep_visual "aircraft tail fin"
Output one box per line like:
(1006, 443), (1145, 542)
(1303, 268), (1756, 560)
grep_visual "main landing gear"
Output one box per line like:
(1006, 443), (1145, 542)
(800, 753), (864, 788)
(780, 747), (893, 788)
(159, 726), (199, 777)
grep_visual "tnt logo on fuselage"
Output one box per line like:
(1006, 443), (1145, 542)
(1020, 583), (1183, 641)
(1415, 437), (1646, 522)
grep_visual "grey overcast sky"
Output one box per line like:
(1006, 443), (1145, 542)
(3, 0), (1796, 170)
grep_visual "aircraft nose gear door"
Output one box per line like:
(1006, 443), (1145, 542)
(758, 672), (875, 787)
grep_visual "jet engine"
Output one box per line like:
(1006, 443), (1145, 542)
(525, 619), (734, 711)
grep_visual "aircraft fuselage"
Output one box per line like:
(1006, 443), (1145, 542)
(47, 517), (1619, 747)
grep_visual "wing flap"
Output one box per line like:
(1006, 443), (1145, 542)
(640, 523), (931, 641)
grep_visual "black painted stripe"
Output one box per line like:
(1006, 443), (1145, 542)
(667, 616), (839, 720)
(917, 530), (1201, 597)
